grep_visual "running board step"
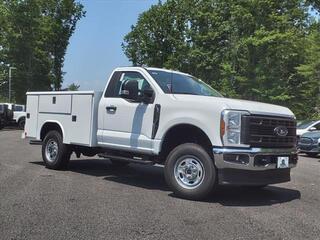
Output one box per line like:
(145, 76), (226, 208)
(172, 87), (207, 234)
(98, 153), (155, 165)
(29, 140), (42, 145)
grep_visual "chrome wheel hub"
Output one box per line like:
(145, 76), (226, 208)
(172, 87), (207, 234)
(174, 156), (205, 189)
(45, 139), (58, 162)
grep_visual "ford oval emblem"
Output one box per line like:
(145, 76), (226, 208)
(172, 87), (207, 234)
(274, 126), (288, 137)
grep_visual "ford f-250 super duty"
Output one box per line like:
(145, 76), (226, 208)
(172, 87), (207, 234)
(24, 67), (298, 200)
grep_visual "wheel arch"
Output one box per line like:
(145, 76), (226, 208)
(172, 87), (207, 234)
(17, 115), (26, 123)
(40, 121), (65, 141)
(158, 123), (213, 163)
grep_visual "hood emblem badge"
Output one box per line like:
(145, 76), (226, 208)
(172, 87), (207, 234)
(274, 126), (289, 137)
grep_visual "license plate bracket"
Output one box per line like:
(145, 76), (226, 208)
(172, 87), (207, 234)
(277, 156), (289, 168)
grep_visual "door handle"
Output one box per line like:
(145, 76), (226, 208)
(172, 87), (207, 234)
(106, 105), (117, 113)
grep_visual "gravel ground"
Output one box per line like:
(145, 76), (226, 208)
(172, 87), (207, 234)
(0, 130), (319, 240)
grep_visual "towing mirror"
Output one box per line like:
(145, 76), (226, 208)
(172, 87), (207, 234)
(142, 88), (154, 104)
(120, 80), (139, 101)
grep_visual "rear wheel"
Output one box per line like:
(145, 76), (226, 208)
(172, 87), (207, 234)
(42, 130), (71, 170)
(164, 143), (217, 200)
(18, 118), (25, 130)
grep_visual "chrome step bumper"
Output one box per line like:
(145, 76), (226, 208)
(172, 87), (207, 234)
(213, 147), (298, 171)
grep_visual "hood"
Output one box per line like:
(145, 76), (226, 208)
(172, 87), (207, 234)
(221, 98), (294, 117)
(173, 95), (295, 118)
(301, 131), (320, 139)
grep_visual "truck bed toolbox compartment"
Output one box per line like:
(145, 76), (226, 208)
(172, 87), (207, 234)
(25, 91), (102, 147)
(39, 95), (72, 114)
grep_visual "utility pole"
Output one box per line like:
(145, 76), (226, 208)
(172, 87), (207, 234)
(9, 67), (16, 103)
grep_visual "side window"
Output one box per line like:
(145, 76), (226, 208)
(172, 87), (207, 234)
(105, 71), (152, 98)
(14, 106), (23, 112)
(104, 71), (122, 98)
(116, 72), (151, 97)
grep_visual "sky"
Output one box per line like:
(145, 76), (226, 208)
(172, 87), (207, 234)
(62, 0), (159, 91)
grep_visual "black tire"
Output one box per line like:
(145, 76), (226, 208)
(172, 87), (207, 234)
(0, 122), (3, 130)
(244, 185), (268, 189)
(306, 153), (318, 158)
(164, 143), (217, 200)
(42, 130), (71, 170)
(18, 118), (25, 130)
(110, 159), (129, 167)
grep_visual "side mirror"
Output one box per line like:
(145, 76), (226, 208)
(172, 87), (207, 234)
(142, 88), (154, 104)
(120, 80), (139, 101)
(309, 127), (317, 132)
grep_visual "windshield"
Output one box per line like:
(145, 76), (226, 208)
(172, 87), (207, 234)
(297, 120), (316, 129)
(147, 70), (223, 97)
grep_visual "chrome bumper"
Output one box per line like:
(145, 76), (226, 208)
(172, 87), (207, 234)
(213, 147), (298, 171)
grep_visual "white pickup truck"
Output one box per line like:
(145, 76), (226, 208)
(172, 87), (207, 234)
(0, 103), (26, 129)
(24, 67), (298, 200)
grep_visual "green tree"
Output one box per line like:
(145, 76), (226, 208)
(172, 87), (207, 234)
(0, 0), (85, 103)
(0, 2), (9, 99)
(67, 83), (80, 91)
(45, 0), (86, 90)
(307, 0), (320, 12)
(296, 25), (320, 118)
(123, 0), (319, 119)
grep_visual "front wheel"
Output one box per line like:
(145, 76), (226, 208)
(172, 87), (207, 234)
(42, 130), (71, 170)
(164, 143), (217, 200)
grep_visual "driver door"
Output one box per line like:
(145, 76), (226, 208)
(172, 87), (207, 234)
(99, 71), (155, 153)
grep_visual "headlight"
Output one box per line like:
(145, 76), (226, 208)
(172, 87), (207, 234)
(220, 110), (249, 146)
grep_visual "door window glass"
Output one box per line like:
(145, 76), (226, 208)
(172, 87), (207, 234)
(105, 71), (152, 98)
(115, 72), (151, 97)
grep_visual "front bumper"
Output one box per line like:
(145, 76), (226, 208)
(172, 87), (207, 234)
(213, 147), (298, 185)
(298, 144), (320, 153)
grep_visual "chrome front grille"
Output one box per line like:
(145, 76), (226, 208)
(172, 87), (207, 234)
(241, 115), (297, 148)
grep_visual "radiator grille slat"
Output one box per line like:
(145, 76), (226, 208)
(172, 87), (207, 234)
(242, 115), (297, 148)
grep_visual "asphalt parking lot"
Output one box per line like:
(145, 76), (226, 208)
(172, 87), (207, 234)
(0, 130), (319, 240)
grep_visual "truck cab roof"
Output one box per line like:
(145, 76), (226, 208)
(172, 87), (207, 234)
(113, 66), (191, 76)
